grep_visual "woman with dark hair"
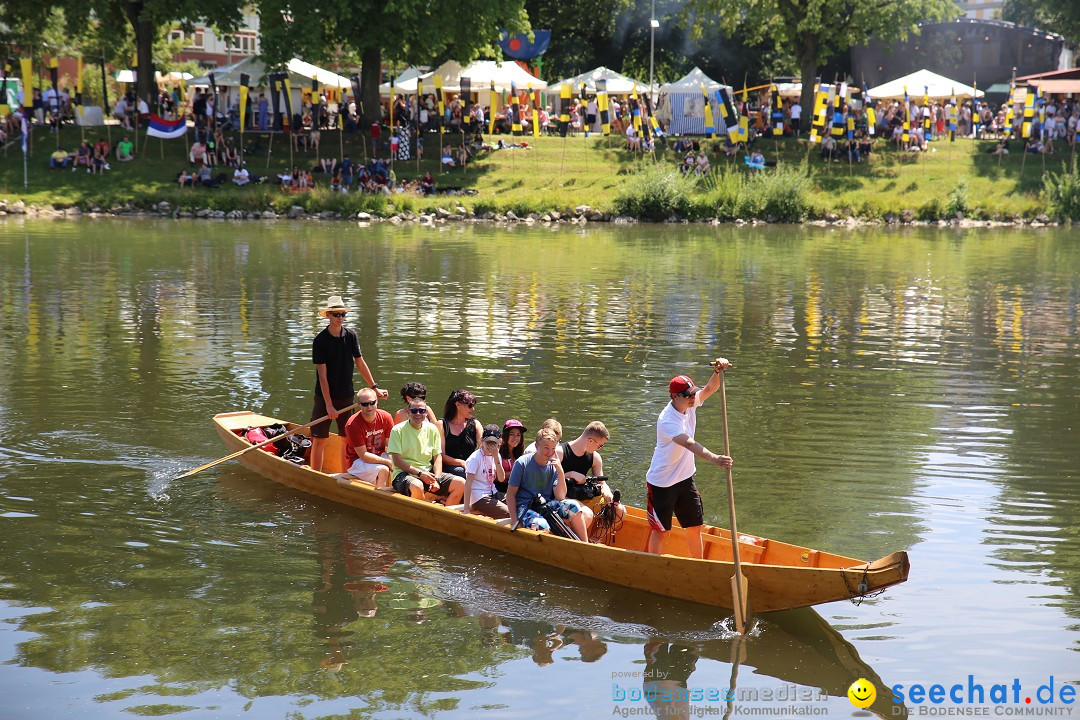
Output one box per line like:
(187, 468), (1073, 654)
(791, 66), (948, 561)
(393, 381), (440, 427)
(440, 389), (483, 478)
(497, 419), (527, 496)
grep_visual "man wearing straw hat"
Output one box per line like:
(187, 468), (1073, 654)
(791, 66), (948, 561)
(644, 358), (733, 558)
(311, 294), (388, 473)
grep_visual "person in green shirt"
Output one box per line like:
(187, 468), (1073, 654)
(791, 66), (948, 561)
(388, 398), (464, 505)
(116, 137), (135, 162)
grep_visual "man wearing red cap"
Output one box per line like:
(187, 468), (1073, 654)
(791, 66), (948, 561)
(645, 358), (734, 558)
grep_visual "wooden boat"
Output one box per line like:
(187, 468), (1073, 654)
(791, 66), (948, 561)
(212, 411), (910, 614)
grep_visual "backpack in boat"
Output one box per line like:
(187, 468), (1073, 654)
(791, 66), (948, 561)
(244, 427), (280, 455)
(275, 432), (312, 465)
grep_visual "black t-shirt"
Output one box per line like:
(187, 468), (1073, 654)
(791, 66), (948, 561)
(442, 418), (478, 461)
(312, 326), (362, 397)
(559, 441), (594, 477)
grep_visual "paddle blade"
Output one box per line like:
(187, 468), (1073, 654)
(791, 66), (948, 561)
(731, 573), (749, 634)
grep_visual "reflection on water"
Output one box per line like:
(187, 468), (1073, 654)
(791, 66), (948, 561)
(0, 220), (1078, 718)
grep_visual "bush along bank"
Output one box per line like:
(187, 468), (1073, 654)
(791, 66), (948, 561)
(0, 160), (1074, 226)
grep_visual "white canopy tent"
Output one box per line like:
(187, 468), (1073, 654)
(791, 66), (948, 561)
(550, 66), (644, 96)
(115, 70), (193, 84)
(867, 69), (984, 101)
(655, 67), (730, 135)
(188, 57), (351, 91)
(385, 59), (546, 105)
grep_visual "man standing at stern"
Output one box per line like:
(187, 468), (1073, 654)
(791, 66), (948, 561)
(645, 358), (734, 558)
(310, 294), (388, 473)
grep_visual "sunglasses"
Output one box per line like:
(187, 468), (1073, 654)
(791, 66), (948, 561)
(459, 400), (476, 408)
(329, 312), (347, 318)
(678, 390), (697, 398)
(408, 407), (427, 415)
(359, 400), (377, 407)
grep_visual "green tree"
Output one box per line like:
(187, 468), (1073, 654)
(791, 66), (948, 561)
(1001, 0), (1080, 48)
(257, 0), (529, 125)
(1, 0), (244, 110)
(692, 0), (957, 115)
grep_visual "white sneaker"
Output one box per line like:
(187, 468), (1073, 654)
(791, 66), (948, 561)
(104, 164), (111, 170)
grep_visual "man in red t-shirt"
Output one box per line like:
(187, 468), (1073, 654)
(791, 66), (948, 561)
(337, 388), (395, 488)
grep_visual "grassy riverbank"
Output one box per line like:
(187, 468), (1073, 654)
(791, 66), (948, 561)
(0, 123), (1072, 220)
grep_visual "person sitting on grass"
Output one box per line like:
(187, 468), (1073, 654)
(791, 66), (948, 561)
(94, 138), (111, 163)
(441, 146), (456, 168)
(189, 140), (210, 166)
(197, 163), (219, 188)
(49, 147), (72, 170)
(222, 139), (240, 168)
(91, 143), (109, 174)
(178, 169), (196, 187)
(420, 171), (435, 196)
(73, 141), (92, 171)
(330, 168), (343, 192)
(320, 157), (338, 175)
(233, 165), (250, 186)
(115, 136), (135, 162)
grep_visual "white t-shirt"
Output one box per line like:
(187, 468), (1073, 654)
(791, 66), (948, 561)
(464, 448), (499, 506)
(645, 402), (699, 488)
(790, 103), (801, 120)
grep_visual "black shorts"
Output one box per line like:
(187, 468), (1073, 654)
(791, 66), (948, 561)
(647, 477), (704, 532)
(393, 471), (454, 497)
(310, 394), (355, 438)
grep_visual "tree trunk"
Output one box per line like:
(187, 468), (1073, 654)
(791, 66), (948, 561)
(798, 40), (818, 124)
(123, 1), (157, 115)
(359, 45), (381, 127)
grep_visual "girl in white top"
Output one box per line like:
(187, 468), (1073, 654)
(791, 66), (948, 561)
(463, 425), (510, 519)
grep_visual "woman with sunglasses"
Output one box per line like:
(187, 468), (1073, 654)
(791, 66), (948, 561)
(440, 389), (483, 478)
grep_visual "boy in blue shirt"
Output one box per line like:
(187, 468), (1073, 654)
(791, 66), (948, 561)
(506, 428), (590, 541)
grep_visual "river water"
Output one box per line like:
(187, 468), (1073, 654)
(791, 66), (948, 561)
(0, 220), (1076, 719)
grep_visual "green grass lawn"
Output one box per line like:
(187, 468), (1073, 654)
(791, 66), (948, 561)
(0, 122), (1067, 219)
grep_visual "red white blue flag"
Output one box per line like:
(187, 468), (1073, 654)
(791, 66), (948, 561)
(146, 114), (187, 139)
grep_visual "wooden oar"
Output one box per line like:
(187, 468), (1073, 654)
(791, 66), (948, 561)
(174, 403), (358, 481)
(716, 363), (749, 634)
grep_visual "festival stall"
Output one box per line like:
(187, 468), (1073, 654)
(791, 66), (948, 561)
(866, 69), (984, 101)
(655, 67), (729, 135)
(549, 66), (643, 96)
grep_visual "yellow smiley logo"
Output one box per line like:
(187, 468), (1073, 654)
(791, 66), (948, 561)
(848, 678), (876, 709)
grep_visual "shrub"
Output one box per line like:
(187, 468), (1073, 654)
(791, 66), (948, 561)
(612, 163), (694, 220)
(743, 163), (811, 221)
(1043, 157), (1080, 222)
(917, 197), (944, 221)
(945, 177), (970, 217)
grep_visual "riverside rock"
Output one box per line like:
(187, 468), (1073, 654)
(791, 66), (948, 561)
(287, 206), (305, 219)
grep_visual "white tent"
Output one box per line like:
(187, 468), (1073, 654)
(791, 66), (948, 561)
(378, 66), (426, 94)
(115, 70), (193, 84)
(655, 67), (730, 135)
(867, 69), (984, 101)
(385, 59), (546, 95)
(189, 57), (351, 91)
(550, 66), (644, 96)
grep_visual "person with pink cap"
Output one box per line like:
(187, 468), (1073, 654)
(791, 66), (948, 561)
(644, 358), (734, 558)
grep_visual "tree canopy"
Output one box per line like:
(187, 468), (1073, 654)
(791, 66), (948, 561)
(257, 0), (529, 123)
(1002, 0), (1080, 48)
(691, 0), (958, 114)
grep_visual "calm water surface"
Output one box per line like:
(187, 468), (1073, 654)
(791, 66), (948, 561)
(0, 220), (1077, 719)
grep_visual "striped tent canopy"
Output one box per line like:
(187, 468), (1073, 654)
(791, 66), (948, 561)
(655, 67), (730, 135)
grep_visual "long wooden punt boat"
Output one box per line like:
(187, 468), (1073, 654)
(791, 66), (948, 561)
(213, 411), (910, 614)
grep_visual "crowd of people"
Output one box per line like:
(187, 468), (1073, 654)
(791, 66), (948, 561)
(298, 294), (733, 558)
